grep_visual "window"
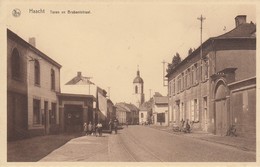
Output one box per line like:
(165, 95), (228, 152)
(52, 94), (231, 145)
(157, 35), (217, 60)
(193, 64), (198, 84)
(141, 113), (144, 118)
(196, 63), (200, 84)
(202, 60), (209, 81)
(51, 69), (55, 90)
(203, 96), (207, 122)
(187, 69), (191, 88)
(135, 85), (138, 94)
(50, 103), (57, 124)
(177, 75), (181, 93)
(11, 48), (20, 79)
(157, 113), (165, 123)
(34, 60), (40, 85)
(169, 81), (172, 97)
(33, 99), (41, 124)
(205, 60), (209, 79)
(173, 79), (175, 95)
(184, 71), (187, 88)
(194, 99), (199, 121)
(191, 66), (194, 85)
(182, 72), (184, 90)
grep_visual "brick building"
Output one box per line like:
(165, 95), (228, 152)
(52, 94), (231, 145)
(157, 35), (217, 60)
(7, 29), (62, 140)
(167, 15), (256, 137)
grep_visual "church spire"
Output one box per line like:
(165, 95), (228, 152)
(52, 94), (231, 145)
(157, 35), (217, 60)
(137, 65), (140, 76)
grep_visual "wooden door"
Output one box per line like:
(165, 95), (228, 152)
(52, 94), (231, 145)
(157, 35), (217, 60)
(215, 100), (227, 136)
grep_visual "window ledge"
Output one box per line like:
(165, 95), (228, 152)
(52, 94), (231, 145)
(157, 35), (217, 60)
(34, 84), (41, 87)
(201, 78), (209, 83)
(12, 77), (22, 82)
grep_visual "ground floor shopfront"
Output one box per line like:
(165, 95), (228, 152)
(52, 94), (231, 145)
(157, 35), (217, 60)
(58, 93), (95, 133)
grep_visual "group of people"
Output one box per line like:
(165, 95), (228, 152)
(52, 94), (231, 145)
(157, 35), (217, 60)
(172, 119), (192, 133)
(83, 118), (119, 137)
(83, 121), (103, 137)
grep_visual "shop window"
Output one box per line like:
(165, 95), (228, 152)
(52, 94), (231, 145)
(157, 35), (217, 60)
(50, 103), (57, 124)
(33, 99), (41, 124)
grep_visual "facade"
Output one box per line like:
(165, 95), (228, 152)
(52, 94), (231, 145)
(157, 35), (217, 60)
(58, 93), (95, 133)
(139, 108), (148, 125)
(167, 15), (256, 137)
(152, 95), (168, 126)
(7, 29), (62, 140)
(139, 100), (153, 125)
(133, 68), (145, 108)
(115, 103), (128, 124)
(115, 102), (139, 125)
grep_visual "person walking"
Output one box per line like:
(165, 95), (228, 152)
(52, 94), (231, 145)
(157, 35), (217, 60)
(96, 122), (103, 137)
(113, 118), (119, 134)
(83, 122), (87, 136)
(87, 122), (93, 135)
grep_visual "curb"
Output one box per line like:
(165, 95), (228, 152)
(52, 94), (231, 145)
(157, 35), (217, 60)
(147, 126), (256, 153)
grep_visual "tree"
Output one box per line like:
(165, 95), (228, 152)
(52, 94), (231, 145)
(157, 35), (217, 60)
(167, 52), (182, 73)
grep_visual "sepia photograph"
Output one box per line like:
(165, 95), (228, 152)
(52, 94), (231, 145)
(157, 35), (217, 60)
(1, 0), (258, 166)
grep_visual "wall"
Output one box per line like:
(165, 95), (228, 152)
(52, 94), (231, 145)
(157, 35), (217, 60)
(229, 78), (256, 138)
(216, 50), (256, 81)
(27, 48), (60, 134)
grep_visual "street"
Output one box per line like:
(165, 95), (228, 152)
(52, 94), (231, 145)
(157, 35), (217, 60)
(40, 126), (256, 162)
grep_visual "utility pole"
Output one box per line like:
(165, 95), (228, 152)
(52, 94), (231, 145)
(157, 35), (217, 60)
(197, 14), (207, 131)
(197, 15), (206, 60)
(162, 60), (168, 87)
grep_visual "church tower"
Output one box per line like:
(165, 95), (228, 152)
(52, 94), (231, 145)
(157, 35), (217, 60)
(133, 67), (145, 108)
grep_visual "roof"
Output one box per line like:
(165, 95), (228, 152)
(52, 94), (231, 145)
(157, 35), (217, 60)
(166, 20), (256, 78)
(57, 93), (96, 101)
(216, 23), (256, 39)
(66, 72), (95, 85)
(139, 100), (153, 111)
(133, 70), (144, 83)
(154, 96), (168, 105)
(7, 29), (62, 68)
(133, 77), (144, 83)
(115, 102), (139, 112)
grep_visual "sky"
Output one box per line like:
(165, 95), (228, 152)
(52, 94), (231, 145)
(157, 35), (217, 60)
(3, 1), (256, 104)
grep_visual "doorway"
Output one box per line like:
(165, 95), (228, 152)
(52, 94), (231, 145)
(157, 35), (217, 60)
(215, 99), (227, 136)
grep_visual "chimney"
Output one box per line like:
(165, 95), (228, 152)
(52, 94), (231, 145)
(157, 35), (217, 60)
(77, 71), (82, 77)
(29, 37), (36, 47)
(235, 15), (247, 27)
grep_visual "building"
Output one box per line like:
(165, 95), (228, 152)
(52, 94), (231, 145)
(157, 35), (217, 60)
(63, 72), (114, 129)
(115, 102), (139, 125)
(7, 29), (62, 140)
(58, 93), (95, 133)
(152, 93), (169, 126)
(115, 103), (129, 124)
(166, 15), (256, 137)
(133, 67), (145, 108)
(139, 98), (153, 125)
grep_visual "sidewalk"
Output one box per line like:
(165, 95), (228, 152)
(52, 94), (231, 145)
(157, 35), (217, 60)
(148, 125), (256, 152)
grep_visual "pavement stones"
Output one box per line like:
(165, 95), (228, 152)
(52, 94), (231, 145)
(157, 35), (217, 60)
(148, 125), (256, 152)
(40, 134), (109, 162)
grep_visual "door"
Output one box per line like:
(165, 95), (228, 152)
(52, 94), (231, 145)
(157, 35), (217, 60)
(44, 101), (48, 134)
(215, 100), (227, 136)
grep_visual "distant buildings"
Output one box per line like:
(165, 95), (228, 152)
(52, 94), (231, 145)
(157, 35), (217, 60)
(167, 15), (256, 138)
(115, 102), (139, 125)
(152, 93), (168, 126)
